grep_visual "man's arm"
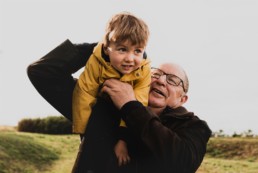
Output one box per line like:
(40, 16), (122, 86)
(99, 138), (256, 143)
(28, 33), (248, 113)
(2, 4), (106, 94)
(102, 79), (211, 172)
(120, 102), (211, 172)
(27, 39), (96, 121)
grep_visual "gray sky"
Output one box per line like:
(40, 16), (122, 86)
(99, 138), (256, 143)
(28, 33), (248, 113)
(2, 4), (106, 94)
(1, 0), (258, 135)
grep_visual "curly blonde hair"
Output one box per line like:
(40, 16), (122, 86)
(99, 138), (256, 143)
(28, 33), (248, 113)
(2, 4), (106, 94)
(103, 12), (150, 48)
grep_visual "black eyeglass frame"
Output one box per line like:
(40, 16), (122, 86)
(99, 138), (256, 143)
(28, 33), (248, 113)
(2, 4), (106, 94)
(151, 67), (186, 93)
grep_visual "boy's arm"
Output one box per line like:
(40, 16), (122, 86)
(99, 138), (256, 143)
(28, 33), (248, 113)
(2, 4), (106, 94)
(72, 56), (100, 134)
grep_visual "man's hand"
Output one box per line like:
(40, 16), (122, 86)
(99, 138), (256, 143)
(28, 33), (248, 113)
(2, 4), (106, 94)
(101, 79), (136, 109)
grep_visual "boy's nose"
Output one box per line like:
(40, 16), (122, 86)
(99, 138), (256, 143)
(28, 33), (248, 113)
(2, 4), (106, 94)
(125, 53), (134, 61)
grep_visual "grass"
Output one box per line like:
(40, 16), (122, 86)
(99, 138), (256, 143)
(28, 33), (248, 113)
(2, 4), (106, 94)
(197, 158), (258, 173)
(0, 129), (80, 173)
(33, 134), (80, 173)
(1, 127), (258, 173)
(197, 137), (258, 173)
(206, 137), (258, 160)
(0, 132), (59, 173)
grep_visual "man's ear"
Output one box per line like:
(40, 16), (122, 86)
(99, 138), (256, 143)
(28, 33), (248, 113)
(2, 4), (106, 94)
(180, 94), (188, 104)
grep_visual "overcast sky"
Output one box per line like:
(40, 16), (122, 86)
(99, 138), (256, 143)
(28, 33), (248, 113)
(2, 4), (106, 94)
(1, 0), (258, 135)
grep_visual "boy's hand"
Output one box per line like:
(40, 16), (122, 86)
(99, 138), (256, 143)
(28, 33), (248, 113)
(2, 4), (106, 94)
(114, 140), (130, 166)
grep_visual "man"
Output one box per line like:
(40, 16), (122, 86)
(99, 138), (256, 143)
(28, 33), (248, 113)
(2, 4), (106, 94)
(100, 64), (211, 173)
(27, 40), (211, 173)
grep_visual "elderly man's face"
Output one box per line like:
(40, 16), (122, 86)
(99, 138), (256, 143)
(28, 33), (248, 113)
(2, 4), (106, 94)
(148, 64), (187, 110)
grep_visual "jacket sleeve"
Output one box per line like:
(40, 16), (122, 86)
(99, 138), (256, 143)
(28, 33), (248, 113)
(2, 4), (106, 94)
(133, 62), (151, 107)
(72, 55), (101, 134)
(120, 101), (211, 173)
(27, 39), (97, 121)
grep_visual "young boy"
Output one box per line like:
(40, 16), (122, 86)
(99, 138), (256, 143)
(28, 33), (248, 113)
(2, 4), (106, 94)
(72, 12), (151, 167)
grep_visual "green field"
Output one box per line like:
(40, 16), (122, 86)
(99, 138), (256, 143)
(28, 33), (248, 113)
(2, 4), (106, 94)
(1, 127), (258, 173)
(197, 137), (258, 173)
(0, 127), (80, 173)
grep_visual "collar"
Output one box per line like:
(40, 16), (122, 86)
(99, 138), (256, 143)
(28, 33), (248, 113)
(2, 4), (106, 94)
(93, 43), (151, 82)
(101, 44), (110, 62)
(161, 106), (194, 119)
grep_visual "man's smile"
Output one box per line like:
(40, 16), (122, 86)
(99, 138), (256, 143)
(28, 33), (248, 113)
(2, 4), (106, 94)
(151, 88), (166, 98)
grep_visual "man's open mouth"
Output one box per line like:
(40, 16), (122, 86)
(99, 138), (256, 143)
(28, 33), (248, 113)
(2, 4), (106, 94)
(152, 88), (165, 97)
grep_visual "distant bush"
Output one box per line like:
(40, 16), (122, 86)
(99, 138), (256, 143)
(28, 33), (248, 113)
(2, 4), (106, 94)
(18, 116), (72, 134)
(206, 137), (258, 160)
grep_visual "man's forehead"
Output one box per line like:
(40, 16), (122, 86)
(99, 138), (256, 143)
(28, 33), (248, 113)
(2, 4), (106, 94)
(159, 63), (184, 78)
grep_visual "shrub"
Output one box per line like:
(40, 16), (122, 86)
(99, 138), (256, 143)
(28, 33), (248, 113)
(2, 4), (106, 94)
(18, 116), (72, 134)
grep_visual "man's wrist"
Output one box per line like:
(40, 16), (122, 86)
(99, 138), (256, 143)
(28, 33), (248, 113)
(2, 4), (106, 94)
(120, 101), (143, 120)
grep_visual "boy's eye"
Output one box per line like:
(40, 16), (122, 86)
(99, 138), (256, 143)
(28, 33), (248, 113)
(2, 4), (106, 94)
(117, 48), (127, 52)
(135, 49), (143, 54)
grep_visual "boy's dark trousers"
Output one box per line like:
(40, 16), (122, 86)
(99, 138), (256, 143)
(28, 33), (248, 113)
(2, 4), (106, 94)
(72, 96), (120, 173)
(27, 40), (119, 173)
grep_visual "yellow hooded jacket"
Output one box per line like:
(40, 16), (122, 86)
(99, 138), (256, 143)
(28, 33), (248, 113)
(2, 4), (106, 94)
(72, 43), (151, 134)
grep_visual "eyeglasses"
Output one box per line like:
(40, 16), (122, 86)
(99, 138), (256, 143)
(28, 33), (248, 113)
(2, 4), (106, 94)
(151, 67), (186, 93)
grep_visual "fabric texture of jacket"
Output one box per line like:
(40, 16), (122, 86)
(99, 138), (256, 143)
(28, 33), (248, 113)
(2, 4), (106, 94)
(114, 101), (212, 173)
(72, 42), (151, 134)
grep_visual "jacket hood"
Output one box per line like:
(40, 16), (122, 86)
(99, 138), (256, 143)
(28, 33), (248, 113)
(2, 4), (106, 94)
(93, 42), (150, 68)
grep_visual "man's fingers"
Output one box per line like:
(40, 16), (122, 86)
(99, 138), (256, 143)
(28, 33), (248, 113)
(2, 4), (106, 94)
(102, 78), (136, 109)
(103, 78), (117, 87)
(101, 85), (110, 94)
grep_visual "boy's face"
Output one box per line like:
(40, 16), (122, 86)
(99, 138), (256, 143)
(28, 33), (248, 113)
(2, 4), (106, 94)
(105, 41), (145, 74)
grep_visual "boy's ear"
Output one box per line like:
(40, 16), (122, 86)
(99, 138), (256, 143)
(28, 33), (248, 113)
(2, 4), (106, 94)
(103, 46), (109, 55)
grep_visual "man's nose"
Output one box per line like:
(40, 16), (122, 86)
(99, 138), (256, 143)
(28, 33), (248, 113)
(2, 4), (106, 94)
(157, 75), (167, 85)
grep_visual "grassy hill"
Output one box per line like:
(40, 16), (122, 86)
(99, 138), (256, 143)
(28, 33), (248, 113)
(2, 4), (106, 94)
(0, 127), (79, 173)
(1, 127), (258, 173)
